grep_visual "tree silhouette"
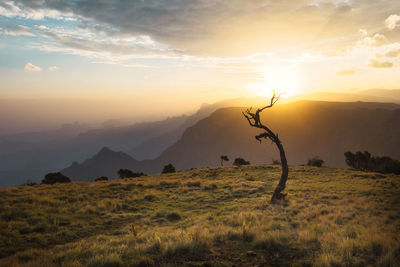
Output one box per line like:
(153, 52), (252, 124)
(233, 157), (250, 166)
(220, 155), (229, 166)
(42, 172), (71, 185)
(307, 156), (324, 167)
(118, 169), (146, 179)
(95, 176), (108, 182)
(242, 91), (288, 203)
(162, 163), (176, 174)
(344, 151), (400, 174)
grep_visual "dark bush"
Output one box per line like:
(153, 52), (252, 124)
(118, 169), (147, 179)
(186, 181), (201, 187)
(144, 195), (157, 201)
(203, 184), (217, 190)
(307, 157), (324, 167)
(21, 179), (37, 186)
(166, 212), (181, 222)
(42, 172), (71, 185)
(159, 181), (180, 188)
(95, 176), (108, 182)
(272, 159), (281, 165)
(344, 151), (400, 174)
(162, 163), (176, 174)
(233, 157), (250, 166)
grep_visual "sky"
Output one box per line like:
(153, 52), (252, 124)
(1, 0), (400, 132)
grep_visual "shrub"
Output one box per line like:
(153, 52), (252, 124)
(166, 212), (181, 222)
(144, 195), (157, 201)
(117, 169), (146, 178)
(344, 151), (400, 174)
(307, 157), (324, 167)
(41, 172), (71, 185)
(272, 159), (281, 165)
(233, 157), (250, 166)
(95, 176), (108, 182)
(186, 181), (201, 187)
(203, 184), (217, 190)
(21, 179), (37, 186)
(162, 163), (176, 174)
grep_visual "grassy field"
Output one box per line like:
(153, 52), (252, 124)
(0, 165), (399, 266)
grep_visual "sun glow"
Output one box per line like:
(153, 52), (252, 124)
(247, 66), (303, 98)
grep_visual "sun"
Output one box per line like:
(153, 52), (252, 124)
(247, 66), (303, 98)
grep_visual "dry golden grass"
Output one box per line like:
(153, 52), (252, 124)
(0, 165), (399, 266)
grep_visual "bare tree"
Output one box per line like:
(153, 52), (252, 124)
(242, 91), (288, 203)
(220, 155), (229, 166)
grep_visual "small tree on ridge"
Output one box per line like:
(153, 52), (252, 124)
(162, 163), (176, 174)
(220, 155), (229, 166)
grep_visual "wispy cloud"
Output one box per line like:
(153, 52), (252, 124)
(32, 24), (181, 63)
(2, 0), (400, 58)
(24, 62), (41, 72)
(336, 69), (355, 76)
(1, 25), (34, 36)
(385, 49), (400, 58)
(0, 1), (75, 21)
(2, 0), (400, 73)
(368, 59), (393, 68)
(48, 66), (58, 71)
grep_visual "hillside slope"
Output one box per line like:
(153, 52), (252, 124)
(0, 165), (399, 266)
(139, 101), (400, 174)
(126, 96), (270, 160)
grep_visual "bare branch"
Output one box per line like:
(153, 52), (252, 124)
(242, 90), (289, 204)
(255, 132), (272, 143)
(259, 90), (282, 112)
(242, 112), (255, 127)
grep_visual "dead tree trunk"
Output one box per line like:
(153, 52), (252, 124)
(242, 91), (288, 203)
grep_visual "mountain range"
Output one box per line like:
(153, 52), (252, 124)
(1, 89), (400, 186)
(0, 96), (269, 186)
(61, 100), (400, 181)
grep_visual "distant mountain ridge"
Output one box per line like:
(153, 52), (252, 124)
(0, 96), (268, 186)
(61, 100), (400, 180)
(61, 147), (140, 181)
(283, 89), (400, 104)
(2, 90), (400, 186)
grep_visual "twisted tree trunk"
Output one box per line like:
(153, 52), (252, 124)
(270, 137), (288, 202)
(242, 92), (289, 204)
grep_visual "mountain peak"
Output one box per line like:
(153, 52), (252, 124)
(98, 146), (114, 155)
(61, 146), (141, 180)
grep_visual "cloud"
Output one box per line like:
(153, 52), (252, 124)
(358, 33), (388, 47)
(0, 1), (75, 20)
(336, 69), (355, 75)
(385, 14), (400, 30)
(368, 59), (393, 68)
(385, 49), (400, 58)
(48, 66), (58, 71)
(5, 0), (400, 57)
(32, 25), (181, 62)
(2, 25), (34, 36)
(358, 29), (368, 37)
(24, 62), (41, 72)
